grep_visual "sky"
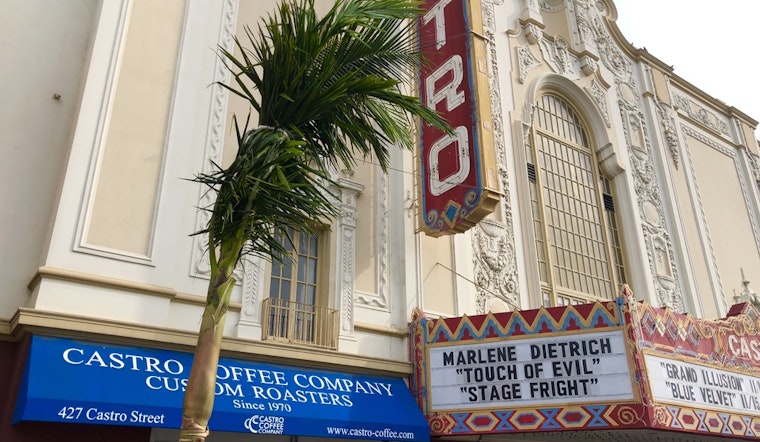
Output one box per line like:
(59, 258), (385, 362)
(614, 0), (760, 139)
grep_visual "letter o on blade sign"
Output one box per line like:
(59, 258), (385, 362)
(428, 127), (469, 196)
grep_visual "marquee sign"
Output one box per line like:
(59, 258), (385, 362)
(428, 330), (634, 410)
(645, 354), (760, 416)
(417, 0), (500, 236)
(410, 293), (760, 439)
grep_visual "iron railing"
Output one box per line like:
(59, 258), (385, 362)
(261, 298), (338, 350)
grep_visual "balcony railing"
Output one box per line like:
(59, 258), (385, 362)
(261, 298), (338, 350)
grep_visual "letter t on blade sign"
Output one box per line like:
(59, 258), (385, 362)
(417, 0), (500, 236)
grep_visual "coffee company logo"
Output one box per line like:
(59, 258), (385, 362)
(244, 415), (285, 434)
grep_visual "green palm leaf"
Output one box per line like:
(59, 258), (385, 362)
(181, 1), (449, 440)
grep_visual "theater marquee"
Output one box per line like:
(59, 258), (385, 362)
(417, 0), (500, 236)
(410, 292), (760, 439)
(428, 330), (634, 410)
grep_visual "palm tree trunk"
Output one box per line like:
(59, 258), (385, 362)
(179, 238), (242, 442)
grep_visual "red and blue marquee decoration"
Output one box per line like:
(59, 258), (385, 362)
(410, 289), (760, 440)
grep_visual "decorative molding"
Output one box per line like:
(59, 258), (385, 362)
(577, 0), (633, 85)
(579, 0), (684, 310)
(340, 228), (355, 332)
(472, 220), (518, 313)
(682, 125), (734, 157)
(520, 0), (542, 24)
(354, 322), (408, 338)
(679, 125), (728, 313)
(29, 266), (175, 300)
(572, 0), (598, 50)
(239, 256), (263, 320)
(333, 179), (364, 337)
(478, 0), (520, 310)
(516, 43), (541, 83)
(584, 78), (611, 127)
(73, 0), (156, 265)
(624, 105), (684, 311)
(682, 125), (760, 256)
(357, 168), (389, 309)
(673, 94), (731, 137)
(654, 102), (681, 169)
(749, 153), (760, 189)
(539, 0), (564, 12)
(8, 308), (413, 376)
(580, 54), (597, 76)
(190, 0), (239, 279)
(378, 169), (389, 308)
(522, 21), (543, 45)
(538, 35), (574, 75)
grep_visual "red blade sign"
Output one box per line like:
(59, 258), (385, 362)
(417, 0), (500, 237)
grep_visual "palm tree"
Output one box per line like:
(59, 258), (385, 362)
(179, 0), (449, 440)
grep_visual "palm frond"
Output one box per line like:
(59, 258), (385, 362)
(193, 116), (338, 262)
(219, 0), (450, 173)
(199, 0), (451, 260)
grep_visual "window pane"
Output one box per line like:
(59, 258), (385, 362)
(308, 257), (317, 283)
(297, 254), (306, 282)
(529, 94), (625, 305)
(308, 235), (318, 256)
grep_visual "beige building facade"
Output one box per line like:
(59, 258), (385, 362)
(1, 0), (758, 441)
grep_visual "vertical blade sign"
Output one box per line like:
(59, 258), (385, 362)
(418, 0), (500, 237)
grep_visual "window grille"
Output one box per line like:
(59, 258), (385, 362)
(528, 94), (626, 305)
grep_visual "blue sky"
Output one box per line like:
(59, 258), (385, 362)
(615, 0), (760, 139)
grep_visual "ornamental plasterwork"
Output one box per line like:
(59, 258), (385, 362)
(622, 102), (683, 310)
(679, 125), (728, 313)
(239, 256), (263, 323)
(517, 44), (541, 83)
(673, 94), (730, 137)
(191, 0), (240, 279)
(539, 0), (564, 12)
(538, 36), (575, 76)
(682, 125), (760, 255)
(522, 22), (543, 45)
(340, 228), (355, 332)
(577, 0), (684, 310)
(749, 153), (760, 189)
(573, 0), (596, 48)
(580, 55), (597, 76)
(575, 0), (633, 84)
(655, 102), (681, 169)
(473, 0), (519, 313)
(584, 78), (611, 126)
(473, 220), (518, 312)
(333, 179), (363, 333)
(356, 168), (389, 309)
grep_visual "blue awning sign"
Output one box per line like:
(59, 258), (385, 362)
(14, 335), (430, 441)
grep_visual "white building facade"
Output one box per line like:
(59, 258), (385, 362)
(1, 0), (758, 441)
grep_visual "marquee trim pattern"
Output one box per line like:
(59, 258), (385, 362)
(411, 290), (760, 440)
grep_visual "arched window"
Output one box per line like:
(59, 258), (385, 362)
(527, 93), (626, 306)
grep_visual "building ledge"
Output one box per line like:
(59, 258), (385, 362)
(6, 307), (412, 377)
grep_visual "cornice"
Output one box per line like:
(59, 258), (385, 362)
(5, 308), (412, 377)
(0, 319), (10, 340)
(28, 266), (242, 310)
(354, 322), (408, 338)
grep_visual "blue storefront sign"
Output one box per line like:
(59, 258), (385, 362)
(14, 335), (430, 441)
